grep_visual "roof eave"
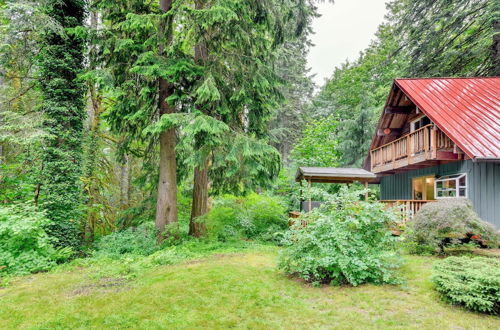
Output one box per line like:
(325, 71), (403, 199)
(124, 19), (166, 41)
(472, 157), (500, 163)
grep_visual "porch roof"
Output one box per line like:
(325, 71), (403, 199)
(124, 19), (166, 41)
(295, 167), (377, 184)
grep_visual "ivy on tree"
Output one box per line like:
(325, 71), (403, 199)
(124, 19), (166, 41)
(37, 0), (86, 248)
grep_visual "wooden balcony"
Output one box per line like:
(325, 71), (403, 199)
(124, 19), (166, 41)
(381, 200), (437, 224)
(370, 124), (456, 173)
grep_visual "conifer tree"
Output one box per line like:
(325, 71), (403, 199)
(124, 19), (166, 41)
(185, 0), (308, 236)
(156, 0), (178, 239)
(37, 0), (86, 248)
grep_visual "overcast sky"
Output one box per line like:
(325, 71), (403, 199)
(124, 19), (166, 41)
(308, 0), (388, 87)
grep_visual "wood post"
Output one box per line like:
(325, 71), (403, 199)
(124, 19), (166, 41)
(407, 135), (412, 164)
(299, 180), (303, 212)
(424, 126), (429, 158)
(364, 181), (369, 201)
(391, 142), (395, 167)
(308, 179), (312, 212)
(431, 126), (437, 159)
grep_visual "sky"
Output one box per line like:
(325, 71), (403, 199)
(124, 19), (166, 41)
(307, 0), (389, 87)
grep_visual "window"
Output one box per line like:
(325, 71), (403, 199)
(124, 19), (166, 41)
(412, 175), (435, 200)
(435, 173), (467, 198)
(410, 115), (431, 132)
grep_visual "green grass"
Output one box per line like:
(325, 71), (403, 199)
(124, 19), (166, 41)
(0, 245), (499, 329)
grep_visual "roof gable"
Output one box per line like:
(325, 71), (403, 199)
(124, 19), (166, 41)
(370, 77), (500, 160)
(394, 77), (500, 159)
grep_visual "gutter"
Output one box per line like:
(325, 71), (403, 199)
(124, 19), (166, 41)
(472, 157), (500, 163)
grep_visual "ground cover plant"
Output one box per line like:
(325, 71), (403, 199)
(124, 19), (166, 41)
(405, 199), (500, 254)
(93, 222), (160, 258)
(201, 193), (288, 242)
(432, 256), (500, 315)
(1, 247), (499, 329)
(278, 188), (402, 286)
(0, 203), (71, 276)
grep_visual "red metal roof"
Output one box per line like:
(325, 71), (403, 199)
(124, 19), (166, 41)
(395, 77), (500, 160)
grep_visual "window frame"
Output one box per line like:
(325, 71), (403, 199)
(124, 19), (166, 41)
(434, 173), (467, 199)
(410, 114), (429, 132)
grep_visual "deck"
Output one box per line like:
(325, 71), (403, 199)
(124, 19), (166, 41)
(380, 199), (436, 224)
(370, 124), (458, 174)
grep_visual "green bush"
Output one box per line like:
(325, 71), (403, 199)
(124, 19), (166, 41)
(94, 222), (160, 258)
(432, 256), (500, 314)
(405, 199), (500, 254)
(202, 193), (288, 242)
(0, 203), (72, 275)
(278, 187), (402, 286)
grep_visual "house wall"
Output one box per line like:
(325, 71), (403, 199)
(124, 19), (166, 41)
(380, 160), (500, 229)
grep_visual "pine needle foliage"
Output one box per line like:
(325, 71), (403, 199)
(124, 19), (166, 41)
(432, 256), (500, 314)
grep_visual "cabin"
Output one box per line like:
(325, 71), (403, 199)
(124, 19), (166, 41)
(364, 77), (500, 229)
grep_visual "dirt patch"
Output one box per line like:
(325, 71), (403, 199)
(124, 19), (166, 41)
(183, 253), (237, 266)
(70, 277), (129, 296)
(472, 248), (500, 258)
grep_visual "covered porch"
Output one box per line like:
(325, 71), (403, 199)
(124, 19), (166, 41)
(294, 166), (435, 223)
(295, 167), (377, 212)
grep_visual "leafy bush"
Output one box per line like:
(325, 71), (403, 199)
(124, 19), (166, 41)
(202, 193), (288, 242)
(405, 199), (500, 254)
(432, 256), (500, 314)
(94, 222), (160, 258)
(278, 188), (402, 286)
(0, 203), (72, 275)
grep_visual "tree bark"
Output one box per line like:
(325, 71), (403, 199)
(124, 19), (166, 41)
(119, 154), (130, 209)
(189, 0), (209, 237)
(83, 9), (102, 244)
(189, 158), (208, 237)
(156, 0), (178, 241)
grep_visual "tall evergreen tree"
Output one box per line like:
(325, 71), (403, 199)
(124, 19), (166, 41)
(96, 0), (200, 240)
(185, 0), (317, 236)
(269, 38), (315, 165)
(37, 0), (86, 248)
(391, 0), (498, 76)
(156, 0), (178, 239)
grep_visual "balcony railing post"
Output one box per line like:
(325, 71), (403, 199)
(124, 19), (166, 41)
(371, 124), (444, 172)
(407, 134), (412, 164)
(431, 125), (437, 158)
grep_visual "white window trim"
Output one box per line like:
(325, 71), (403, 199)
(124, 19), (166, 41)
(434, 173), (467, 199)
(410, 114), (427, 132)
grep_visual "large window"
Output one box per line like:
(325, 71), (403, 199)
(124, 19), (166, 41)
(435, 173), (467, 198)
(412, 175), (435, 200)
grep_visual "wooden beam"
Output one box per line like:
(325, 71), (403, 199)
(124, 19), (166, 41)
(384, 106), (413, 114)
(377, 128), (401, 137)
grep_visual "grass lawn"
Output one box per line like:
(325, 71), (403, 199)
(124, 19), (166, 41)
(0, 246), (499, 329)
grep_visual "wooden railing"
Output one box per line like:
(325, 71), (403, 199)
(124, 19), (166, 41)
(371, 125), (455, 173)
(381, 200), (436, 224)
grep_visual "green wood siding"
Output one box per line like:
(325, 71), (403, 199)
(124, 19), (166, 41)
(380, 160), (500, 229)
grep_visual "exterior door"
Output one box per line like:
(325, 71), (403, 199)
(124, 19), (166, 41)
(412, 175), (435, 200)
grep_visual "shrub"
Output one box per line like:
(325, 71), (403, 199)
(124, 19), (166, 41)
(202, 193), (288, 242)
(0, 203), (72, 275)
(405, 199), (500, 254)
(278, 187), (402, 286)
(432, 256), (500, 314)
(94, 222), (160, 258)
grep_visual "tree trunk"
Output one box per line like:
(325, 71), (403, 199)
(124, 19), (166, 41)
(82, 9), (102, 244)
(156, 0), (178, 241)
(119, 154), (130, 209)
(189, 159), (208, 237)
(189, 0), (209, 237)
